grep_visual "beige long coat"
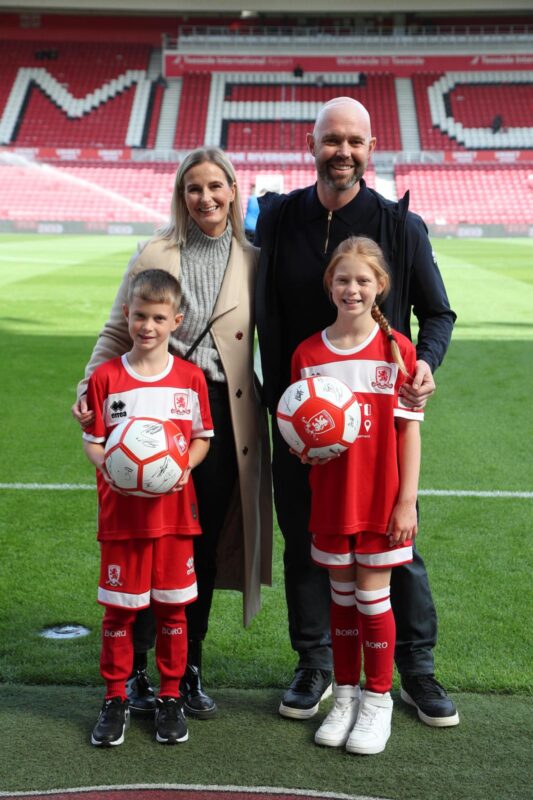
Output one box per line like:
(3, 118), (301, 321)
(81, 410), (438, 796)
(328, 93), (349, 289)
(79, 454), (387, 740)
(77, 235), (273, 626)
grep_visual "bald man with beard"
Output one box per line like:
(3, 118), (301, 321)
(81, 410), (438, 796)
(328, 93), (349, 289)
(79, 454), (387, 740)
(255, 97), (459, 729)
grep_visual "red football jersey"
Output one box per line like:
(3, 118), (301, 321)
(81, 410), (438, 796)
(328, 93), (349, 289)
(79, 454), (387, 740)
(291, 324), (423, 537)
(83, 354), (214, 541)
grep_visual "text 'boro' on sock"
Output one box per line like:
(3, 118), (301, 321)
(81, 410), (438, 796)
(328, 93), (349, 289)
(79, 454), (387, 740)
(330, 579), (361, 686)
(356, 586), (395, 694)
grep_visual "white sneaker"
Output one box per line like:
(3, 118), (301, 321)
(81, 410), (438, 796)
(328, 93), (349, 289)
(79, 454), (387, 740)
(345, 690), (393, 755)
(314, 685), (361, 747)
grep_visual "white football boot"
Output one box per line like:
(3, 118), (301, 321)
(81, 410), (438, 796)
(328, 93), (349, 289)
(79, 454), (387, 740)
(345, 689), (393, 755)
(314, 684), (361, 747)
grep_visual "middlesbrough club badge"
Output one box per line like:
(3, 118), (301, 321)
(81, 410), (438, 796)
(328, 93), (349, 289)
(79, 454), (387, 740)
(171, 391), (191, 415)
(302, 409), (336, 440)
(371, 366), (393, 390)
(106, 564), (123, 587)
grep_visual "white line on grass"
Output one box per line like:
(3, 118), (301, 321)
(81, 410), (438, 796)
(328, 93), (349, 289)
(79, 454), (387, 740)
(0, 483), (531, 498)
(0, 784), (391, 800)
(0, 483), (95, 490)
(418, 489), (533, 499)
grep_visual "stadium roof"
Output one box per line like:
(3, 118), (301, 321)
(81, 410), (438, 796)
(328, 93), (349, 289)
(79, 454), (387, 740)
(2, 0), (532, 11)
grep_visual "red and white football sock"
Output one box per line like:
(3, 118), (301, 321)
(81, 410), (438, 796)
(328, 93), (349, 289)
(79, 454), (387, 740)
(356, 586), (395, 694)
(100, 605), (137, 700)
(153, 601), (187, 698)
(330, 579), (361, 687)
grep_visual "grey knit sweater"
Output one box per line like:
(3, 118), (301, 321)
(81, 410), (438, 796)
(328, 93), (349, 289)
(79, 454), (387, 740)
(170, 220), (232, 382)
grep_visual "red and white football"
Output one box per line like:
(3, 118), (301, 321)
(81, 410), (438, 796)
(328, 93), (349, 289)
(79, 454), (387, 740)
(104, 417), (189, 497)
(276, 375), (361, 459)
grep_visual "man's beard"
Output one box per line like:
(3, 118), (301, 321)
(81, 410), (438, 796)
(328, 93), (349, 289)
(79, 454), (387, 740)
(318, 159), (366, 192)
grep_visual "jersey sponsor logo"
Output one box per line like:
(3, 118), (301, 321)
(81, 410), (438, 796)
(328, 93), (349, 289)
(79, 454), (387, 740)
(359, 402), (373, 436)
(161, 626), (184, 636)
(104, 629), (126, 637)
(365, 639), (388, 649)
(302, 409), (335, 439)
(110, 399), (127, 419)
(371, 366), (393, 390)
(171, 391), (191, 415)
(335, 627), (359, 637)
(106, 564), (123, 587)
(186, 556), (195, 575)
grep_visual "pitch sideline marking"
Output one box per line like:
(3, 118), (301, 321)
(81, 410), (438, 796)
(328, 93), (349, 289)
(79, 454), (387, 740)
(0, 483), (531, 498)
(0, 783), (390, 800)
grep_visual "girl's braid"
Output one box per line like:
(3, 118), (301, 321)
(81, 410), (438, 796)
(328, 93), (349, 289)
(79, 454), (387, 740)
(371, 303), (409, 377)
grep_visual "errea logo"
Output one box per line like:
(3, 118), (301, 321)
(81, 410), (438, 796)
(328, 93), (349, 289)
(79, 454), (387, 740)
(110, 399), (127, 419)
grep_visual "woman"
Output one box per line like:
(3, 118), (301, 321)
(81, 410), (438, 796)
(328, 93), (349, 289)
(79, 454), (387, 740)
(73, 148), (272, 719)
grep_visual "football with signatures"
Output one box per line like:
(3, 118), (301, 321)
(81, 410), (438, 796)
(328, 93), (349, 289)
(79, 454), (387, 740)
(276, 376), (361, 459)
(104, 417), (188, 497)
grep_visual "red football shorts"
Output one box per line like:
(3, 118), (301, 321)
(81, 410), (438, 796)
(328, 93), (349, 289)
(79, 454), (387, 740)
(311, 531), (413, 569)
(98, 534), (197, 608)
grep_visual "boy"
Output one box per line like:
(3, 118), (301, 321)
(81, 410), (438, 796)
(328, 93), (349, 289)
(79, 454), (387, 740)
(82, 268), (213, 746)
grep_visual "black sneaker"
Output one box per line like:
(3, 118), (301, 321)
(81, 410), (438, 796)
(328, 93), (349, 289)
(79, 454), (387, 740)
(155, 696), (188, 744)
(126, 667), (157, 714)
(279, 668), (332, 719)
(91, 697), (130, 746)
(401, 674), (460, 727)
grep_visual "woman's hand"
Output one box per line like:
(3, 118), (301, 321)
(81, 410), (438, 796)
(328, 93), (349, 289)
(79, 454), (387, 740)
(71, 395), (95, 430)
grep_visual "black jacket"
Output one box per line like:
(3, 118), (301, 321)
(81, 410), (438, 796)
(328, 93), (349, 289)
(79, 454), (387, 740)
(255, 182), (456, 412)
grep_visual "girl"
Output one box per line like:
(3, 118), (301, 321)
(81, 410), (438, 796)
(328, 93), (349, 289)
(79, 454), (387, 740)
(290, 236), (423, 755)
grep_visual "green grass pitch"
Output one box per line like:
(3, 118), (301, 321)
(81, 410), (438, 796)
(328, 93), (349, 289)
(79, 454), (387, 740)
(0, 234), (532, 800)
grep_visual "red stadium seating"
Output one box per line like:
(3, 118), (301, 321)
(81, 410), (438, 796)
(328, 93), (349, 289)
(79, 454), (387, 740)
(221, 75), (401, 152)
(174, 73), (211, 149)
(0, 159), (374, 224)
(448, 83), (532, 128)
(395, 163), (533, 224)
(412, 74), (464, 151)
(413, 73), (533, 151)
(0, 41), (152, 148)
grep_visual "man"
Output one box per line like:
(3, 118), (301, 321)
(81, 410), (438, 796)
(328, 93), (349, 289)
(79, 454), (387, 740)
(255, 97), (458, 727)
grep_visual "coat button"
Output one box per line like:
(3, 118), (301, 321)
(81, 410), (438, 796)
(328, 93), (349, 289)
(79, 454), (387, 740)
(236, 389), (242, 398)
(242, 446), (249, 455)
(235, 331), (244, 340)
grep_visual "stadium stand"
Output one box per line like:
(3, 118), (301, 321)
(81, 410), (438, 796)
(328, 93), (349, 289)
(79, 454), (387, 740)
(0, 41), (153, 148)
(0, 159), (375, 225)
(413, 72), (533, 151)
(0, 11), (531, 234)
(395, 163), (533, 225)
(173, 72), (211, 149)
(218, 75), (400, 152)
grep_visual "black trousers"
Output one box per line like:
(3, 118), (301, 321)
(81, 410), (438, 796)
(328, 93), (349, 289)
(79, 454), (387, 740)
(272, 423), (437, 676)
(133, 382), (239, 654)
